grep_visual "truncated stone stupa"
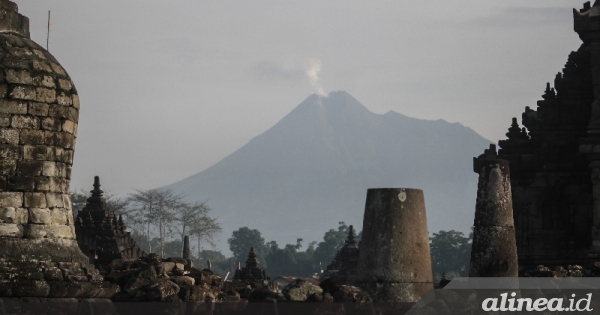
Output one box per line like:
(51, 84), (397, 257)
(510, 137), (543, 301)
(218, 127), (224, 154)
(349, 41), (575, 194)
(0, 0), (117, 297)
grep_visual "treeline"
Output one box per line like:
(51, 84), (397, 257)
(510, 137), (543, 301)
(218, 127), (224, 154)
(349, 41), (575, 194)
(72, 189), (471, 281)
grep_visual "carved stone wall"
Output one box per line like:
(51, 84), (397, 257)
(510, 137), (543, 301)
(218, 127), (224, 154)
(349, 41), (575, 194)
(0, 0), (117, 298)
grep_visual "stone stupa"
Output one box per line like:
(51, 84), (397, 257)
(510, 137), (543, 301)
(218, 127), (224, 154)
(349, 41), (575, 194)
(0, 0), (117, 298)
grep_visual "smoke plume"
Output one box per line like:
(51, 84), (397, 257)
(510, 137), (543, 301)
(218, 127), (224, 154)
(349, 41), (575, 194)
(305, 59), (325, 96)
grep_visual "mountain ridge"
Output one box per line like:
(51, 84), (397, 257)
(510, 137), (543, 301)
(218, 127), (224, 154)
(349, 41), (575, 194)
(165, 91), (491, 252)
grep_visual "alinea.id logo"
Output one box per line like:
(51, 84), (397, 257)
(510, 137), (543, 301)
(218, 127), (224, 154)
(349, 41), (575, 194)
(482, 292), (593, 312)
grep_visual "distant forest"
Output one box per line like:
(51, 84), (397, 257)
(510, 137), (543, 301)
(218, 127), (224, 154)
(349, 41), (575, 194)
(72, 188), (471, 281)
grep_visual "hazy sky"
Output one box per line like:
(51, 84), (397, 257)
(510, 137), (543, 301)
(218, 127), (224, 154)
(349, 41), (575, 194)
(17, 1), (582, 196)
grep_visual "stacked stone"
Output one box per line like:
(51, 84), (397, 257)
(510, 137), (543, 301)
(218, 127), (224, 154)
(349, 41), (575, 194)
(356, 188), (433, 302)
(232, 247), (268, 287)
(0, 0), (117, 298)
(480, 2), (599, 268)
(324, 225), (359, 285)
(470, 147), (518, 277)
(75, 176), (146, 274)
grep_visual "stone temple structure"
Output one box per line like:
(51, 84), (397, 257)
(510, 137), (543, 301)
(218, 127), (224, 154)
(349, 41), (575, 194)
(233, 247), (268, 287)
(325, 225), (359, 285)
(75, 176), (145, 275)
(482, 1), (600, 267)
(0, 0), (117, 297)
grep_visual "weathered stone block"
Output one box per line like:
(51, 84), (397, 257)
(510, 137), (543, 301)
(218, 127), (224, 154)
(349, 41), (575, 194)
(23, 145), (46, 160)
(46, 146), (63, 161)
(65, 166), (71, 179)
(48, 105), (78, 122)
(46, 192), (64, 208)
(5, 68), (32, 84)
(0, 114), (9, 127)
(23, 224), (46, 238)
(48, 177), (65, 193)
(28, 102), (49, 116)
(62, 194), (72, 210)
(6, 176), (34, 191)
(45, 132), (74, 148)
(0, 85), (6, 98)
(9, 85), (36, 100)
(56, 162), (67, 177)
(46, 225), (74, 239)
(9, 47), (32, 58)
(32, 60), (52, 73)
(0, 143), (18, 159)
(10, 115), (39, 129)
(62, 120), (76, 135)
(66, 211), (74, 225)
(0, 100), (27, 114)
(29, 208), (51, 224)
(51, 208), (67, 225)
(24, 193), (47, 208)
(0, 129), (19, 144)
(0, 159), (17, 176)
(42, 161), (57, 176)
(172, 276), (195, 286)
(175, 263), (185, 271)
(72, 94), (80, 109)
(41, 117), (61, 131)
(44, 267), (64, 281)
(0, 192), (22, 207)
(56, 92), (71, 106)
(50, 62), (66, 75)
(0, 207), (15, 223)
(63, 150), (73, 164)
(32, 50), (46, 60)
(35, 176), (50, 191)
(34, 75), (55, 88)
(15, 208), (28, 224)
(58, 79), (72, 91)
(19, 129), (44, 144)
(35, 87), (56, 103)
(4, 58), (29, 70)
(17, 160), (43, 176)
(0, 223), (22, 237)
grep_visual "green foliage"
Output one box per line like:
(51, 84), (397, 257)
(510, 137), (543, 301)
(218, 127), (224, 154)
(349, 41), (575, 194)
(311, 222), (351, 268)
(228, 227), (267, 268)
(429, 230), (472, 282)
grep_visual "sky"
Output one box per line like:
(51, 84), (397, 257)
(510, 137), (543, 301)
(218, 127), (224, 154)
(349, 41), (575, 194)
(16, 1), (583, 197)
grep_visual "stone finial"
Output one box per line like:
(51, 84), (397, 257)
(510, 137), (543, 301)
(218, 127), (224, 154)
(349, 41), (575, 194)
(245, 247), (260, 268)
(0, 0), (30, 38)
(86, 176), (106, 209)
(118, 214), (125, 230)
(345, 225), (356, 245)
(506, 117), (523, 140)
(542, 82), (556, 100)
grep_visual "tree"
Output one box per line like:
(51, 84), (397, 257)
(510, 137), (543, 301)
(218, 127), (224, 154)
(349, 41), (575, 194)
(128, 188), (182, 257)
(429, 230), (472, 281)
(228, 227), (267, 268)
(311, 222), (351, 267)
(181, 202), (222, 257)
